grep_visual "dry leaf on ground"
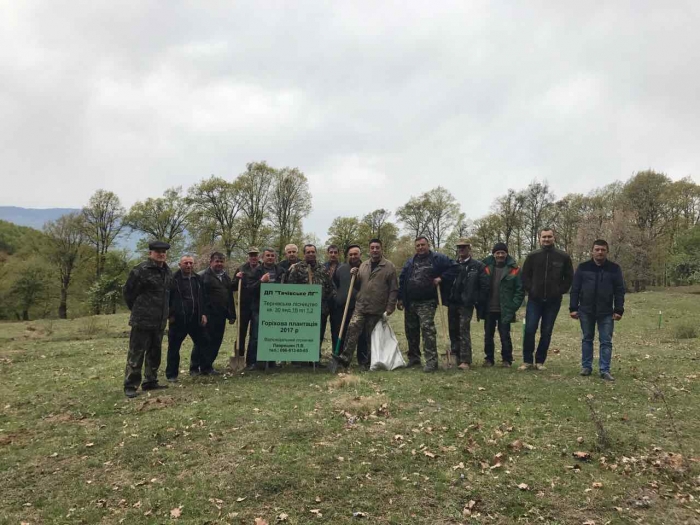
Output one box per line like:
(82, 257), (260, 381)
(170, 507), (182, 519)
(518, 483), (529, 490)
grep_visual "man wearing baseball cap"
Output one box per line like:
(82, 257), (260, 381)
(481, 242), (524, 367)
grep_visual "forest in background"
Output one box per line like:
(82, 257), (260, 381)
(1, 163), (699, 321)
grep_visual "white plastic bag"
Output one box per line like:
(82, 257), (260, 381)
(370, 318), (406, 371)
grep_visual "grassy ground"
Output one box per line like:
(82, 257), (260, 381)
(1, 290), (699, 524)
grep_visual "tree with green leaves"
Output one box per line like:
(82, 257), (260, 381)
(270, 167), (312, 254)
(125, 187), (191, 254)
(237, 161), (276, 249)
(44, 212), (87, 319)
(81, 190), (125, 279)
(327, 216), (361, 258)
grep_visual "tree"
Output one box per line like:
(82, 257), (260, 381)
(361, 209), (392, 239)
(521, 181), (555, 251)
(396, 195), (430, 239)
(471, 214), (504, 258)
(550, 193), (585, 256)
(494, 189), (525, 248)
(270, 167), (312, 254)
(187, 176), (243, 259)
(44, 212), (87, 319)
(237, 161), (276, 249)
(81, 190), (125, 279)
(125, 187), (191, 252)
(327, 216), (361, 258)
(422, 187), (460, 250)
(8, 259), (53, 320)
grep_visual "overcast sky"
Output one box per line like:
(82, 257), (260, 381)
(2, 1), (699, 239)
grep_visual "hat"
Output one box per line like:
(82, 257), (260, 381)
(455, 238), (471, 247)
(247, 246), (260, 254)
(148, 240), (171, 251)
(492, 242), (508, 254)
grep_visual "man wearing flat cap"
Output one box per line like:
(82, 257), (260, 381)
(443, 238), (489, 369)
(122, 240), (173, 398)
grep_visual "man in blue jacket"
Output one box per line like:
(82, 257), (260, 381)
(398, 236), (453, 372)
(569, 239), (625, 381)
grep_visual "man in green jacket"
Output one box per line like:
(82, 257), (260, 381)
(122, 240), (173, 398)
(481, 243), (524, 367)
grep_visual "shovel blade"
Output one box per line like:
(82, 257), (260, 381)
(228, 355), (246, 372)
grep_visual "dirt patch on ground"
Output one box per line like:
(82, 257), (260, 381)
(0, 429), (32, 447)
(326, 373), (362, 390)
(333, 393), (390, 417)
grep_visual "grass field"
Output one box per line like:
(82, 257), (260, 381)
(1, 290), (699, 524)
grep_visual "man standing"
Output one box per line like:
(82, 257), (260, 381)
(321, 245), (341, 350)
(279, 243), (299, 283)
(122, 240), (172, 398)
(331, 245), (365, 363)
(233, 248), (261, 364)
(398, 236), (453, 372)
(520, 228), (574, 370)
(330, 239), (398, 372)
(166, 255), (208, 382)
(482, 243), (524, 367)
(238, 248), (284, 369)
(199, 252), (236, 375)
(445, 239), (489, 370)
(569, 240), (625, 381)
(286, 244), (335, 361)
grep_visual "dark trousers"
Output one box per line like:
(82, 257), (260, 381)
(321, 305), (342, 352)
(236, 306), (253, 357)
(203, 315), (227, 371)
(447, 304), (473, 364)
(335, 307), (370, 365)
(247, 310), (260, 366)
(523, 297), (561, 364)
(483, 312), (513, 364)
(166, 317), (207, 378)
(124, 327), (164, 390)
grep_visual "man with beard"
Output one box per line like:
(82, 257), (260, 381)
(166, 255), (208, 382)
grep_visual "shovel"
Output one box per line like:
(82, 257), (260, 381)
(334, 273), (356, 356)
(228, 278), (246, 372)
(436, 285), (453, 367)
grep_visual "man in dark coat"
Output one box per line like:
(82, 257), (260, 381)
(444, 239), (489, 370)
(198, 252), (236, 374)
(481, 243), (524, 367)
(321, 245), (341, 351)
(520, 228), (574, 370)
(569, 239), (625, 381)
(122, 240), (173, 398)
(232, 247), (262, 363)
(165, 255), (208, 382)
(331, 245), (364, 363)
(398, 236), (453, 372)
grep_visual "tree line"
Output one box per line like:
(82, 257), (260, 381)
(0, 166), (698, 321)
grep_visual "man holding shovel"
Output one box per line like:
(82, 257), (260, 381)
(233, 247), (262, 367)
(329, 239), (398, 373)
(331, 244), (365, 364)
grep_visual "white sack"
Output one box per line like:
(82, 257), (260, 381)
(370, 318), (406, 371)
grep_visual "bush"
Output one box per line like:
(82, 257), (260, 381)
(673, 323), (697, 340)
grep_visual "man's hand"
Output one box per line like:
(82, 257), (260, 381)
(397, 300), (404, 311)
(433, 277), (442, 286)
(261, 273), (271, 283)
(350, 267), (359, 276)
(236, 271), (243, 279)
(570, 311), (579, 320)
(228, 318), (236, 325)
(612, 313), (622, 321)
(200, 315), (207, 327)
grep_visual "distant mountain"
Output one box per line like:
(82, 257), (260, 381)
(0, 206), (80, 230)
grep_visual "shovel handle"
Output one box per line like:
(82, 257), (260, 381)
(336, 273), (356, 345)
(436, 285), (452, 364)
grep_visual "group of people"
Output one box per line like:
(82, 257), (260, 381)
(121, 228), (625, 398)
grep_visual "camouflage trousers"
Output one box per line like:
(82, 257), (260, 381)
(448, 304), (473, 364)
(405, 300), (438, 367)
(337, 312), (382, 367)
(124, 327), (164, 390)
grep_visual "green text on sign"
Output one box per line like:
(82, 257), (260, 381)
(257, 283), (322, 362)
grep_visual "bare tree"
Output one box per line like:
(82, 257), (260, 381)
(237, 161), (276, 248)
(396, 195), (430, 239)
(521, 181), (555, 250)
(270, 167), (312, 254)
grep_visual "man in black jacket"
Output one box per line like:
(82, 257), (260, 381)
(232, 248), (261, 363)
(122, 240), (172, 398)
(569, 239), (625, 381)
(237, 247), (284, 369)
(520, 228), (574, 370)
(332, 244), (366, 364)
(444, 239), (489, 370)
(165, 255), (208, 382)
(198, 252), (236, 374)
(321, 245), (341, 351)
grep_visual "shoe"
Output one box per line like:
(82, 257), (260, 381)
(482, 360), (494, 368)
(600, 372), (615, 382)
(518, 363), (533, 371)
(189, 370), (201, 377)
(535, 364), (546, 371)
(203, 368), (221, 376)
(580, 368), (592, 376)
(458, 363), (471, 370)
(141, 383), (168, 391)
(408, 358), (422, 367)
(423, 365), (438, 373)
(244, 364), (259, 372)
(501, 361), (512, 368)
(166, 377), (178, 383)
(124, 388), (138, 398)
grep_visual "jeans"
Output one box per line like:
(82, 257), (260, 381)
(483, 312), (513, 364)
(579, 312), (614, 373)
(523, 297), (561, 364)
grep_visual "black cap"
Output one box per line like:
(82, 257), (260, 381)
(492, 242), (508, 254)
(148, 240), (171, 251)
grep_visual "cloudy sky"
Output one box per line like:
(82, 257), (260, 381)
(2, 1), (699, 239)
